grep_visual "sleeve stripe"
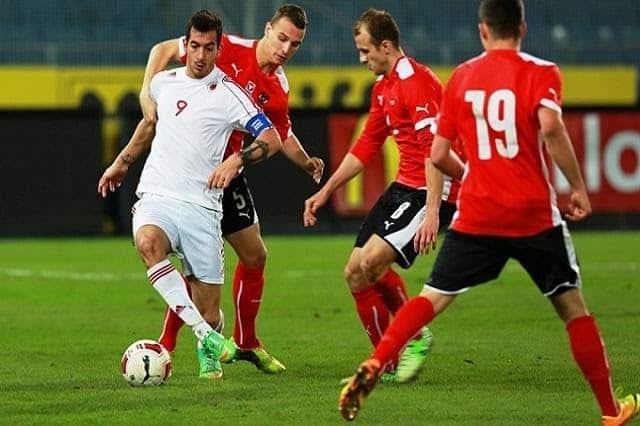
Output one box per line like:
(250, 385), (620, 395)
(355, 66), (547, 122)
(540, 98), (562, 114)
(222, 77), (261, 115)
(415, 117), (436, 131)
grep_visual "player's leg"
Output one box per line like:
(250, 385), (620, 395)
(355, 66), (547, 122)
(374, 267), (408, 314)
(339, 289), (455, 421)
(344, 246), (391, 348)
(374, 201), (455, 315)
(158, 294), (186, 352)
(552, 289), (621, 418)
(188, 277), (228, 379)
(221, 175), (285, 373)
(339, 230), (508, 420)
(359, 183), (441, 382)
(347, 183), (422, 350)
(156, 174), (258, 354)
(132, 197), (230, 373)
(515, 224), (636, 422)
(178, 204), (236, 379)
(554, 290), (638, 425)
(225, 223), (266, 350)
(224, 223), (285, 374)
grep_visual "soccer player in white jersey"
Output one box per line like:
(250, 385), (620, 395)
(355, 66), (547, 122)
(98, 10), (283, 379)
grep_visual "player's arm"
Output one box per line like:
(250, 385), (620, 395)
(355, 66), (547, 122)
(414, 156), (445, 254)
(139, 38), (182, 123)
(539, 107), (591, 221)
(303, 153), (364, 227)
(431, 135), (465, 180)
(208, 127), (283, 189)
(281, 133), (324, 183)
(97, 119), (155, 198)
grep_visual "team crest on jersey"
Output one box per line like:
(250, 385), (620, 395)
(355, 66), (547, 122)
(245, 81), (256, 93)
(258, 92), (270, 105)
(168, 71), (177, 77)
(208, 83), (217, 91)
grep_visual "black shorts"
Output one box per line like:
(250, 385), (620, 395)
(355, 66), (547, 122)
(221, 173), (257, 236)
(355, 182), (456, 269)
(426, 224), (582, 297)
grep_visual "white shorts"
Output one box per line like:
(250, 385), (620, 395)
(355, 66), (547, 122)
(132, 194), (224, 284)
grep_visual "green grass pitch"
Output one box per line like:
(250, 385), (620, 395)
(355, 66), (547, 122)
(1, 232), (638, 425)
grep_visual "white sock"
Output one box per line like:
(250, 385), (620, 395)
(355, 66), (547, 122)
(147, 259), (212, 341)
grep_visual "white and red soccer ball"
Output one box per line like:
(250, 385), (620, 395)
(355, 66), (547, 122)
(120, 339), (172, 386)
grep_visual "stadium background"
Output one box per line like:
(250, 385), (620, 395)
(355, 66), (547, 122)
(0, 0), (638, 236)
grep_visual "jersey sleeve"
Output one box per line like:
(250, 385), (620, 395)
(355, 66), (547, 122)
(435, 68), (460, 142)
(400, 68), (442, 156)
(532, 64), (562, 115)
(349, 82), (389, 165)
(221, 76), (273, 137)
(149, 72), (163, 102)
(270, 109), (292, 141)
(266, 82), (292, 141)
(177, 36), (187, 64)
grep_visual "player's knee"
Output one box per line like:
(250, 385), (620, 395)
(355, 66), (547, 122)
(359, 255), (384, 283)
(136, 235), (165, 267)
(241, 248), (267, 268)
(344, 264), (368, 291)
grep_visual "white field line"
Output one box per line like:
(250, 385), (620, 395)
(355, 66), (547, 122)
(0, 267), (141, 282)
(0, 261), (636, 283)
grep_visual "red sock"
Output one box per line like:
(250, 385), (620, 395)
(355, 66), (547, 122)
(352, 286), (390, 347)
(566, 315), (618, 417)
(374, 267), (409, 314)
(232, 262), (265, 350)
(372, 296), (435, 367)
(158, 276), (190, 352)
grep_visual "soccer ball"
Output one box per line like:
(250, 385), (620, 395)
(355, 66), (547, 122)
(120, 339), (172, 386)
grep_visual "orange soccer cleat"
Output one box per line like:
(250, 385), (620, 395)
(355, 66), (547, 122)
(338, 359), (381, 421)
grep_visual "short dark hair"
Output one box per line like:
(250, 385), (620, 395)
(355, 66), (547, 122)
(353, 8), (400, 49)
(270, 4), (308, 30)
(185, 10), (223, 46)
(479, 0), (525, 39)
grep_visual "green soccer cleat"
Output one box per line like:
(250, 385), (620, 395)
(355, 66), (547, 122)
(197, 340), (223, 379)
(198, 330), (237, 379)
(234, 346), (286, 374)
(338, 359), (381, 421)
(395, 326), (433, 383)
(601, 393), (639, 426)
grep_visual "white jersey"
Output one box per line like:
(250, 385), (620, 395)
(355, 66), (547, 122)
(136, 66), (271, 211)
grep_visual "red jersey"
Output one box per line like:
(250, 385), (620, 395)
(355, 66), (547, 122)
(179, 34), (292, 157)
(350, 56), (459, 201)
(436, 49), (564, 236)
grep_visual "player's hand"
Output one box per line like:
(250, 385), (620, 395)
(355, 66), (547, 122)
(208, 155), (242, 189)
(304, 157), (325, 184)
(97, 162), (128, 198)
(565, 188), (592, 221)
(413, 212), (439, 255)
(303, 191), (328, 227)
(139, 89), (158, 124)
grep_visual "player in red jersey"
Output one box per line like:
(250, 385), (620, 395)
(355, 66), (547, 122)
(138, 4), (324, 375)
(304, 8), (460, 384)
(338, 1), (639, 423)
